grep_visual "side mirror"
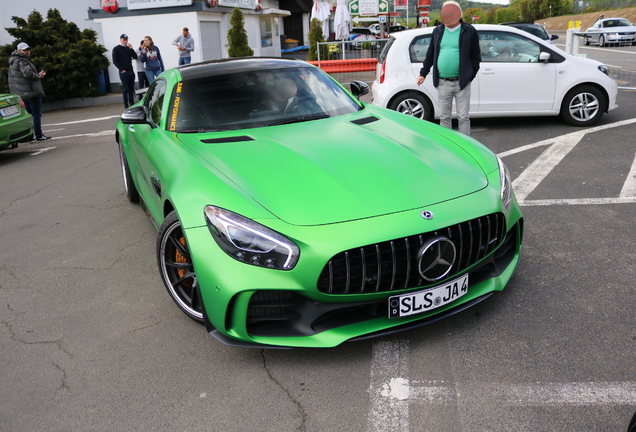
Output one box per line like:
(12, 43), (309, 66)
(538, 51), (551, 62)
(551, 34), (559, 41)
(350, 80), (370, 100)
(121, 106), (151, 125)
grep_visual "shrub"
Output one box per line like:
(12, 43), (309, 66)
(0, 9), (109, 101)
(228, 7), (254, 57)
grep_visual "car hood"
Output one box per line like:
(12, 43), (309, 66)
(180, 114), (489, 226)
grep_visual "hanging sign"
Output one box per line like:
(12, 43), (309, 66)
(102, 0), (119, 13)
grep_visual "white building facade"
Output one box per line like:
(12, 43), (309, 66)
(91, 0), (290, 85)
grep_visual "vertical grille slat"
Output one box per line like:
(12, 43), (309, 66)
(344, 251), (351, 294)
(375, 245), (382, 292)
(404, 238), (411, 289)
(317, 213), (506, 294)
(389, 241), (397, 291)
(360, 248), (367, 294)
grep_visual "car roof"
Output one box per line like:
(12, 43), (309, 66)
(390, 23), (545, 40)
(177, 57), (310, 81)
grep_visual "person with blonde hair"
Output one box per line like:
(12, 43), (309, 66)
(416, 0), (480, 135)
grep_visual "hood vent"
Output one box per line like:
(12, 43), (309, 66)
(350, 116), (379, 126)
(201, 135), (254, 144)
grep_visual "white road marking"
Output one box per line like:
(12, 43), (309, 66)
(29, 147), (56, 156)
(368, 340), (410, 432)
(499, 118), (636, 204)
(44, 115), (120, 126)
(369, 341), (636, 431)
(620, 151), (636, 197)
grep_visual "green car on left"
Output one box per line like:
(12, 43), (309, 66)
(0, 93), (33, 152)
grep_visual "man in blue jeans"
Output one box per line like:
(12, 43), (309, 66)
(112, 34), (138, 108)
(172, 28), (195, 66)
(8, 42), (50, 141)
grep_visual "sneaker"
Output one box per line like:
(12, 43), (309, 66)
(36, 136), (51, 141)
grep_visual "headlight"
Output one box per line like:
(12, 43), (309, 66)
(497, 156), (513, 214)
(204, 206), (300, 270)
(598, 65), (614, 79)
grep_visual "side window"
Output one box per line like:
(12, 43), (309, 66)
(143, 79), (167, 126)
(409, 35), (431, 63)
(478, 31), (541, 63)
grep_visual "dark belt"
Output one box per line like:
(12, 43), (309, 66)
(440, 77), (459, 81)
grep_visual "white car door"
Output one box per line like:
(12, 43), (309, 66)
(476, 31), (557, 114)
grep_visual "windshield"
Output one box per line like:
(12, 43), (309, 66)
(170, 67), (361, 132)
(604, 19), (631, 28)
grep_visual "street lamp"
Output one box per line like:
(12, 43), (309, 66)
(549, 5), (552, 18)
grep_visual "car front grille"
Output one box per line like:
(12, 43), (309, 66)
(317, 213), (506, 295)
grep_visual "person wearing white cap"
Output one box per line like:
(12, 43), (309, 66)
(112, 34), (138, 108)
(416, 0), (480, 136)
(8, 42), (50, 141)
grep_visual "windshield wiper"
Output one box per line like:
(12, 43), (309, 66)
(268, 113), (330, 126)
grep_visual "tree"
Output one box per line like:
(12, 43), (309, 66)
(496, 6), (521, 23)
(0, 9), (109, 101)
(227, 7), (254, 57)
(463, 7), (483, 23)
(307, 18), (328, 61)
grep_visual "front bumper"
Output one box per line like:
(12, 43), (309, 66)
(187, 181), (524, 348)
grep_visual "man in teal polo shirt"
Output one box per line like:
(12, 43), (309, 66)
(417, 1), (480, 135)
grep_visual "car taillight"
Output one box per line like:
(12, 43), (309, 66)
(19, 98), (26, 109)
(380, 60), (386, 84)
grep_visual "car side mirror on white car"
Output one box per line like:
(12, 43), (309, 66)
(539, 51), (551, 62)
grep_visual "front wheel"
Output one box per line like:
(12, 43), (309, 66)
(388, 92), (433, 121)
(560, 85), (606, 126)
(157, 212), (204, 323)
(599, 35), (606, 47)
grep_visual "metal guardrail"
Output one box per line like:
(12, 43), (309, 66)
(315, 39), (388, 85)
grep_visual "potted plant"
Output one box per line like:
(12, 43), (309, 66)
(361, 41), (373, 58)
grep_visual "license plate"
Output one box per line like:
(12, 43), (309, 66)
(0, 105), (19, 117)
(388, 274), (469, 319)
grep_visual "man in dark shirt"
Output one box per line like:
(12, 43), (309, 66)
(112, 34), (138, 108)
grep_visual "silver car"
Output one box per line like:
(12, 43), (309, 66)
(585, 17), (636, 47)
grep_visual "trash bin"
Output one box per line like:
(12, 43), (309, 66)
(96, 70), (107, 95)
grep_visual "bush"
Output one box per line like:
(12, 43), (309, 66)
(308, 18), (329, 61)
(0, 9), (110, 101)
(361, 41), (373, 50)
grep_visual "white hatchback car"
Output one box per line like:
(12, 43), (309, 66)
(372, 24), (618, 126)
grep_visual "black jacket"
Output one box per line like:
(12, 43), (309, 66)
(419, 21), (481, 90)
(112, 44), (137, 72)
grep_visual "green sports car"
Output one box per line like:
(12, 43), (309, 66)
(116, 58), (523, 348)
(0, 93), (33, 152)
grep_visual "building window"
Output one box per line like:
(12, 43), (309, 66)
(260, 17), (272, 47)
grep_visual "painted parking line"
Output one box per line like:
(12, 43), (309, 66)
(368, 340), (636, 432)
(498, 118), (636, 206)
(44, 115), (121, 126)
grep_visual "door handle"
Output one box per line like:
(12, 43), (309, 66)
(481, 69), (495, 75)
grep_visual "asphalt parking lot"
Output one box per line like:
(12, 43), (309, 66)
(1, 88), (636, 431)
